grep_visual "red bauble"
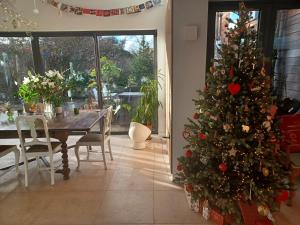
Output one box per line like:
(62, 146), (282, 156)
(193, 113), (200, 120)
(219, 163), (228, 172)
(228, 83), (241, 96)
(198, 132), (207, 140)
(185, 184), (193, 193)
(177, 164), (183, 171)
(270, 136), (277, 144)
(204, 84), (208, 92)
(229, 66), (235, 78)
(276, 190), (289, 203)
(185, 150), (193, 158)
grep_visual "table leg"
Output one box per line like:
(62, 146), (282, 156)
(54, 131), (70, 180)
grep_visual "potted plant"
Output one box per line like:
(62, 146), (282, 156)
(128, 78), (161, 149)
(51, 95), (63, 114)
(18, 77), (39, 113)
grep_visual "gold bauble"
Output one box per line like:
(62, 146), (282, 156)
(262, 167), (269, 177)
(257, 205), (270, 216)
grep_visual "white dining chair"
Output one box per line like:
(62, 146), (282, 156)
(16, 115), (62, 187)
(74, 106), (113, 170)
(0, 145), (20, 174)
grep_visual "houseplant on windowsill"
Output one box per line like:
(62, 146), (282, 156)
(18, 75), (39, 113)
(128, 78), (162, 149)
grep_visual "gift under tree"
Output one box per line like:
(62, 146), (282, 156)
(176, 3), (291, 225)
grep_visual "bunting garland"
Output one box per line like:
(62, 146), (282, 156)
(43, 0), (162, 17)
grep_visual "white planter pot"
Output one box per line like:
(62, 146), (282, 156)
(128, 122), (151, 150)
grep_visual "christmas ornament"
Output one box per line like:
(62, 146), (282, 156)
(185, 183), (193, 193)
(185, 150), (193, 158)
(229, 148), (237, 156)
(262, 167), (269, 177)
(177, 164), (183, 171)
(228, 83), (241, 96)
(200, 157), (208, 165)
(202, 200), (210, 220)
(193, 113), (200, 120)
(263, 121), (271, 131)
(210, 115), (218, 121)
(261, 67), (267, 76)
(242, 125), (250, 133)
(198, 132), (207, 140)
(251, 86), (262, 92)
(219, 163), (228, 172)
(229, 66), (235, 78)
(257, 205), (270, 217)
(223, 123), (231, 132)
(276, 190), (289, 203)
(270, 135), (277, 144)
(269, 105), (278, 119)
(33, 0), (39, 14)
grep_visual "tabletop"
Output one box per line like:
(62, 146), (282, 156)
(0, 109), (106, 139)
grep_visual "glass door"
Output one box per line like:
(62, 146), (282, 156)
(273, 9), (300, 101)
(98, 35), (156, 133)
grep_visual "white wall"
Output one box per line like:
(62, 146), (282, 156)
(171, 0), (208, 173)
(7, 0), (169, 136)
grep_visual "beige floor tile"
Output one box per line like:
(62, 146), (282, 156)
(0, 192), (48, 225)
(154, 190), (206, 224)
(108, 167), (154, 190)
(154, 173), (182, 191)
(33, 191), (105, 225)
(94, 190), (154, 224)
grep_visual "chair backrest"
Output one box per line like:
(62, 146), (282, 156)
(103, 106), (113, 135)
(16, 115), (53, 153)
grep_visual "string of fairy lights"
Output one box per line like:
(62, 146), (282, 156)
(0, 0), (162, 30)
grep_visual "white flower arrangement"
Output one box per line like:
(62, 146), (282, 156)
(20, 70), (67, 104)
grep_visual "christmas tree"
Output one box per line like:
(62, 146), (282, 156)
(176, 3), (291, 224)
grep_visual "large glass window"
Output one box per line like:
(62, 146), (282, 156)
(98, 35), (155, 132)
(273, 9), (300, 100)
(39, 36), (97, 110)
(214, 11), (259, 59)
(0, 31), (157, 134)
(0, 37), (34, 107)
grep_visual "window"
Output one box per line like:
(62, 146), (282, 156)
(0, 31), (157, 134)
(39, 36), (96, 109)
(0, 37), (34, 107)
(273, 9), (300, 100)
(207, 0), (300, 101)
(98, 35), (155, 132)
(214, 11), (259, 59)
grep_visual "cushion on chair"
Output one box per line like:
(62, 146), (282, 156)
(0, 145), (16, 153)
(26, 142), (62, 153)
(77, 133), (103, 143)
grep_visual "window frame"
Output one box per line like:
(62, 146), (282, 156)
(0, 30), (158, 134)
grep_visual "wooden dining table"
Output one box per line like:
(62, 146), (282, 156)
(0, 109), (106, 180)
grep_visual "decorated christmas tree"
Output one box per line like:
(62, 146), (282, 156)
(176, 3), (291, 224)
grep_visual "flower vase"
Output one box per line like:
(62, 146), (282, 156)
(44, 103), (53, 114)
(44, 103), (54, 119)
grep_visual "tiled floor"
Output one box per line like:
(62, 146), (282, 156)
(0, 135), (299, 225)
